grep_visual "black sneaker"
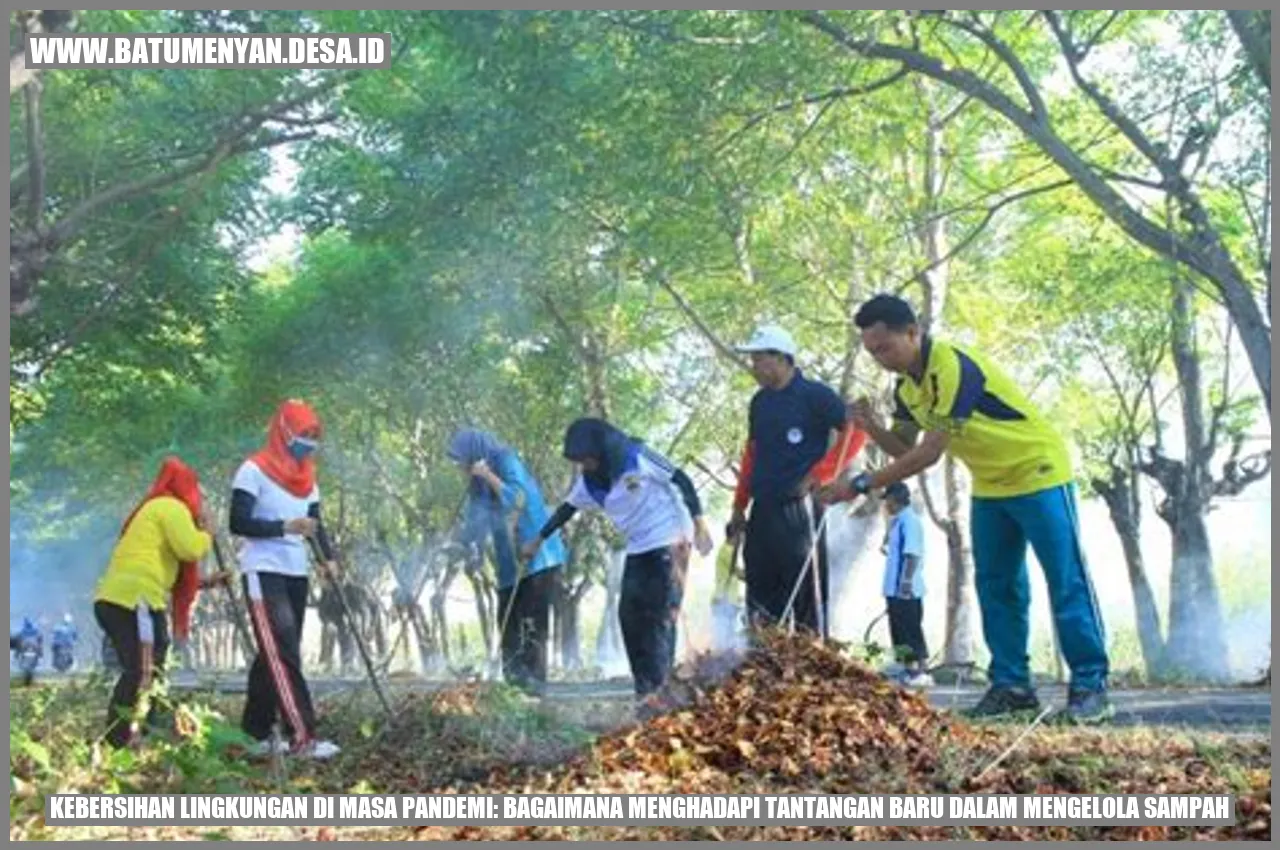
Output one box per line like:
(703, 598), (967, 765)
(1059, 688), (1113, 725)
(964, 685), (1041, 719)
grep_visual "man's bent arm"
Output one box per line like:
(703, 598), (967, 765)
(865, 419), (919, 458)
(870, 430), (948, 488)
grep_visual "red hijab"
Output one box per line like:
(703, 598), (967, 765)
(250, 400), (322, 498)
(122, 456), (204, 641)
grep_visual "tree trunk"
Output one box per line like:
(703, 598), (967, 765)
(548, 570), (582, 672)
(10, 11), (76, 96)
(550, 579), (564, 670)
(1163, 507), (1229, 681)
(1227, 10), (1271, 91)
(1094, 464), (1166, 677)
(431, 563), (459, 664)
(1155, 272), (1229, 680)
(563, 578), (590, 671)
(408, 604), (439, 674)
(909, 84), (979, 667)
(465, 569), (494, 659)
(319, 623), (336, 672)
(940, 458), (977, 665)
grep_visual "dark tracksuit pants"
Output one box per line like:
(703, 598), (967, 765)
(743, 496), (830, 638)
(886, 597), (928, 666)
(496, 566), (560, 690)
(94, 600), (170, 748)
(619, 542), (689, 697)
(241, 571), (317, 745)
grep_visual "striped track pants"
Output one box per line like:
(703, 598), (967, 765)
(241, 571), (317, 747)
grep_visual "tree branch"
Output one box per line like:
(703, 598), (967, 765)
(23, 77), (45, 229)
(10, 50), (35, 96)
(1075, 10), (1122, 64)
(892, 179), (1073, 290)
(940, 12), (1047, 120)
(23, 116), (293, 358)
(1082, 328), (1140, 442)
(46, 128), (317, 247)
(653, 270), (751, 374)
(538, 290), (588, 356)
(604, 12), (768, 47)
(1214, 448), (1272, 497)
(690, 458), (737, 492)
(916, 470), (947, 530)
(1043, 11), (1167, 169)
(714, 65), (909, 154)
(1136, 446), (1184, 508)
(1204, 319), (1233, 463)
(1090, 163), (1167, 191)
(799, 10), (1269, 418)
(1226, 10), (1271, 92)
(9, 11), (76, 96)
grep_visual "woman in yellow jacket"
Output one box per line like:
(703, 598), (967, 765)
(94, 457), (224, 748)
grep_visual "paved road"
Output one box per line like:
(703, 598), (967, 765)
(928, 684), (1271, 731)
(16, 668), (1270, 732)
(154, 673), (1271, 732)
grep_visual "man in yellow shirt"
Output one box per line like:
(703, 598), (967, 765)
(821, 295), (1110, 724)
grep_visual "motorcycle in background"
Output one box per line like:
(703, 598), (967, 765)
(15, 636), (42, 686)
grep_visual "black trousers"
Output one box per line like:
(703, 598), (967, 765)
(94, 600), (170, 748)
(619, 542), (689, 697)
(241, 572), (317, 744)
(743, 497), (830, 637)
(887, 597), (928, 665)
(496, 567), (560, 690)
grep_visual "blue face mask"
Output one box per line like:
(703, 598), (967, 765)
(288, 438), (318, 461)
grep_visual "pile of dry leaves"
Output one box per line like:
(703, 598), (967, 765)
(405, 632), (1270, 842)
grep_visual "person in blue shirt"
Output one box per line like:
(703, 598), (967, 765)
(448, 428), (568, 693)
(880, 482), (931, 688)
(51, 614), (78, 671)
(52, 614), (78, 649)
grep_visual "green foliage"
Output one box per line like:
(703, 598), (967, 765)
(9, 679), (257, 838)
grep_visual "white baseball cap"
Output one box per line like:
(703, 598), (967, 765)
(736, 324), (797, 358)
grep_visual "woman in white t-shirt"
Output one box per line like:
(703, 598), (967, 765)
(228, 399), (340, 760)
(523, 418), (713, 707)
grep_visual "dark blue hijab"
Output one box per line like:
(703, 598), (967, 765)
(563, 418), (637, 503)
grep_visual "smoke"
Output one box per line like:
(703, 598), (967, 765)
(9, 491), (121, 659)
(823, 503), (885, 644)
(1224, 604), (1272, 681)
(708, 598), (746, 654)
(591, 550), (630, 678)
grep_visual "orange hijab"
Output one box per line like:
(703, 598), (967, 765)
(121, 456), (203, 641)
(250, 399), (322, 498)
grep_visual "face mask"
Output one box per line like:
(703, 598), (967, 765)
(288, 437), (318, 461)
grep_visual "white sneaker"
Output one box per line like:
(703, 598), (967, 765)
(298, 739), (341, 760)
(879, 662), (906, 681)
(249, 738), (289, 757)
(902, 671), (934, 689)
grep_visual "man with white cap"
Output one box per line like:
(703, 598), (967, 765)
(726, 325), (866, 637)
